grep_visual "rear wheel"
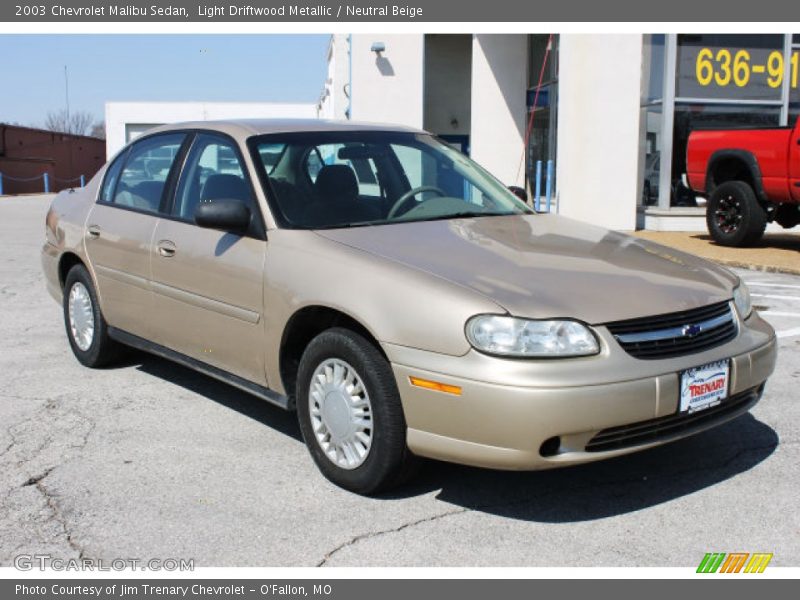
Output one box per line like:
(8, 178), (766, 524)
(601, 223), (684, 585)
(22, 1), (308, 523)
(706, 180), (767, 247)
(296, 327), (418, 494)
(63, 264), (123, 367)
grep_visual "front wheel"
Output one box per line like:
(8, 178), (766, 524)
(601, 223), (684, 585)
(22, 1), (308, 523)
(296, 328), (417, 494)
(63, 264), (123, 367)
(706, 180), (767, 247)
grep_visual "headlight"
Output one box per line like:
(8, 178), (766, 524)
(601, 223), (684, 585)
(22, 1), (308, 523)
(465, 315), (600, 357)
(733, 282), (752, 319)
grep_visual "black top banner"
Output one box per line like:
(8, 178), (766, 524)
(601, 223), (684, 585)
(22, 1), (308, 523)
(3, 0), (800, 22)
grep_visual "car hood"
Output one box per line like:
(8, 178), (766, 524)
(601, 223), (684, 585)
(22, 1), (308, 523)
(313, 214), (738, 324)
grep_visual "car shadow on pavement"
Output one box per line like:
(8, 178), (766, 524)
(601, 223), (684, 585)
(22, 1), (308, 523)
(131, 352), (303, 443)
(395, 413), (778, 522)
(124, 351), (778, 521)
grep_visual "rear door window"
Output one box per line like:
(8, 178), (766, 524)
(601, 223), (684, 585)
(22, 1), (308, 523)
(108, 133), (186, 213)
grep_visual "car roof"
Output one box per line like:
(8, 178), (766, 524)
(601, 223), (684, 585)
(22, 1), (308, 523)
(146, 118), (428, 141)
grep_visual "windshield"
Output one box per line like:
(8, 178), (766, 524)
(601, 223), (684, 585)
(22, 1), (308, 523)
(249, 131), (533, 229)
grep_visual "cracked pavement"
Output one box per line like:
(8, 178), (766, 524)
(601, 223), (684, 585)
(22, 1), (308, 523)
(1, 195), (798, 568)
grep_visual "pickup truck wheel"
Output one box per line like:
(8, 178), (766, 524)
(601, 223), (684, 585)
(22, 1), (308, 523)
(63, 265), (123, 368)
(296, 327), (418, 495)
(707, 181), (767, 247)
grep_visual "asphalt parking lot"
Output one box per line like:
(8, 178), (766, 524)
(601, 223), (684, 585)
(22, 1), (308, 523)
(1, 194), (798, 568)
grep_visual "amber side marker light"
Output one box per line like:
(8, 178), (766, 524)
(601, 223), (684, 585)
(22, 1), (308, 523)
(409, 376), (462, 396)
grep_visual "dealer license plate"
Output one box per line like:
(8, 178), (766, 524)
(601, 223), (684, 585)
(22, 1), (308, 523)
(679, 359), (730, 413)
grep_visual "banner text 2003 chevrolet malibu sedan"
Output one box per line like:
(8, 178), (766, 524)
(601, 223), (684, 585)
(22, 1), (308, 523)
(41, 120), (777, 494)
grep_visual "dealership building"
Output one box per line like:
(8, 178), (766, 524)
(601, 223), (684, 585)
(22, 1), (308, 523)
(105, 33), (800, 232)
(319, 33), (800, 231)
(105, 101), (317, 157)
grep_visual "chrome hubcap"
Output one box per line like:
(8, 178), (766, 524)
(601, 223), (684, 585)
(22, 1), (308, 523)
(68, 282), (95, 351)
(308, 358), (373, 470)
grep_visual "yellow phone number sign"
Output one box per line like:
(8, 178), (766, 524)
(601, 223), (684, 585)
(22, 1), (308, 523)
(696, 47), (799, 88)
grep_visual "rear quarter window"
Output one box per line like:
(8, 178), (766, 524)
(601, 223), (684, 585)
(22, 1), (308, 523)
(98, 150), (127, 204)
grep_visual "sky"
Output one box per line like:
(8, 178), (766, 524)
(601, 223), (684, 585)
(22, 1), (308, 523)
(0, 34), (330, 128)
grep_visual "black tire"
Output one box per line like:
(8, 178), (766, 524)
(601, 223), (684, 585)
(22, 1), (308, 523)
(296, 327), (418, 494)
(63, 264), (123, 368)
(706, 180), (767, 247)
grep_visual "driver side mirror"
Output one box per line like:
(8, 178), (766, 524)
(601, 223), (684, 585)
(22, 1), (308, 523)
(508, 186), (528, 202)
(194, 198), (251, 233)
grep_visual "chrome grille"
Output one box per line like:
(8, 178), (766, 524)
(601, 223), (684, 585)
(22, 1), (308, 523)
(585, 386), (760, 453)
(605, 301), (736, 360)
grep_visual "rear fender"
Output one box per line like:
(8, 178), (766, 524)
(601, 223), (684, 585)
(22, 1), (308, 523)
(705, 149), (767, 203)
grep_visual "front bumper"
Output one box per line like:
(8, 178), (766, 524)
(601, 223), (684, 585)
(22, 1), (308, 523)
(386, 312), (777, 470)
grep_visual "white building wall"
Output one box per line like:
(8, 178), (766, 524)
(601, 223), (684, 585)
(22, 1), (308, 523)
(349, 34), (424, 128)
(105, 101), (317, 157)
(423, 35), (472, 136)
(318, 35), (351, 120)
(556, 34), (644, 231)
(469, 35), (528, 187)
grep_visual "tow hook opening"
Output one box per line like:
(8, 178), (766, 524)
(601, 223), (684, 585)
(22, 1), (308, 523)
(540, 436), (561, 457)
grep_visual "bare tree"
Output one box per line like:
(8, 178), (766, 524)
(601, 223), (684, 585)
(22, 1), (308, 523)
(43, 109), (95, 136)
(89, 121), (106, 139)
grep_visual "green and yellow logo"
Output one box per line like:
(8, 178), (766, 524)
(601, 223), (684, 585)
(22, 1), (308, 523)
(697, 552), (773, 573)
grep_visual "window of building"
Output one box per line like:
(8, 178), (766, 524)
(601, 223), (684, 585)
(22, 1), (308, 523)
(791, 37), (800, 125)
(676, 34), (784, 102)
(640, 35), (666, 207)
(643, 34), (665, 104)
(526, 34), (559, 201)
(672, 34), (788, 207)
(672, 103), (781, 205)
(641, 34), (799, 209)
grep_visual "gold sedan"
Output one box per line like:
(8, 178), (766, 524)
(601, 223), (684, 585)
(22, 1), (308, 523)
(41, 120), (777, 494)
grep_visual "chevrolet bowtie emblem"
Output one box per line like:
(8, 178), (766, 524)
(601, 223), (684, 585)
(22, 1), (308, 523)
(682, 324), (702, 337)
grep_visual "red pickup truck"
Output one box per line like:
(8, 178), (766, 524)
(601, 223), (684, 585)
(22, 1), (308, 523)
(686, 118), (800, 246)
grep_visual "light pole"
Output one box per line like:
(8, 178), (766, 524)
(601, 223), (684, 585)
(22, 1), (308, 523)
(64, 65), (70, 126)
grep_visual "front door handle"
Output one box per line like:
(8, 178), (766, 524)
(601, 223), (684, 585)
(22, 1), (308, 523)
(86, 225), (101, 239)
(157, 240), (176, 258)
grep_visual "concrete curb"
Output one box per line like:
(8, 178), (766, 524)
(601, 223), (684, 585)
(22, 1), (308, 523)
(632, 231), (800, 278)
(707, 259), (800, 276)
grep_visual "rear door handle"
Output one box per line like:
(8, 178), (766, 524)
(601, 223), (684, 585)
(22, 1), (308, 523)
(86, 225), (101, 239)
(157, 240), (176, 258)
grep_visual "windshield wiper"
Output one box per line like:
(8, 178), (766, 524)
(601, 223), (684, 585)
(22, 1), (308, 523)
(310, 219), (385, 230)
(309, 211), (530, 230)
(401, 211), (524, 223)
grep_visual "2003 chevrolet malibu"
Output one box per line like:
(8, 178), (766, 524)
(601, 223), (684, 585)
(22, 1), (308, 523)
(42, 120), (777, 494)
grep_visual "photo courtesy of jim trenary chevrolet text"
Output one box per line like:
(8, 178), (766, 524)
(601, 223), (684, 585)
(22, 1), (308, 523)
(0, 0), (798, 596)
